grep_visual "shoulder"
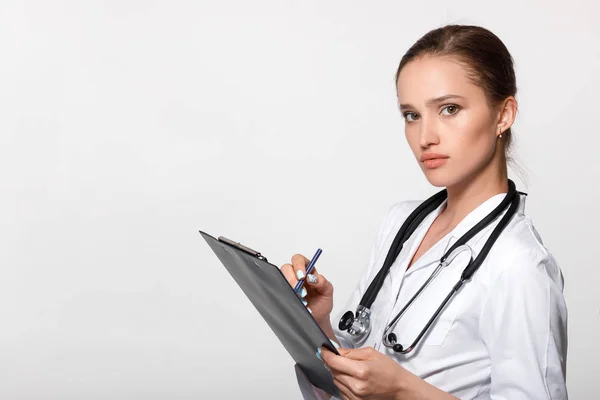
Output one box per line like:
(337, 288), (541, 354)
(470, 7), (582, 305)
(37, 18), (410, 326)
(381, 200), (422, 227)
(377, 200), (422, 236)
(370, 200), (423, 254)
(484, 213), (564, 290)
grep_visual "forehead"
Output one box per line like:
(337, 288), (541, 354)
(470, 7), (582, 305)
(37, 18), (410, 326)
(396, 55), (482, 102)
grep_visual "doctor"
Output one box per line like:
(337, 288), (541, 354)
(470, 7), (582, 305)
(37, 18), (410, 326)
(281, 25), (568, 399)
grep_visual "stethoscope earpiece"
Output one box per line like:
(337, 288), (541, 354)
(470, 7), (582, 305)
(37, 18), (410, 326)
(386, 333), (404, 352)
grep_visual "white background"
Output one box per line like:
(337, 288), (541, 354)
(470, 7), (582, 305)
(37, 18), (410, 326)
(1, 1), (598, 398)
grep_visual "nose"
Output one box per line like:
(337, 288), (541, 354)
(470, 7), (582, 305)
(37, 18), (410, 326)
(419, 117), (440, 148)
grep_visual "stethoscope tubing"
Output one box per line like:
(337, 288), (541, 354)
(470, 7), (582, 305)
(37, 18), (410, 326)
(341, 180), (522, 353)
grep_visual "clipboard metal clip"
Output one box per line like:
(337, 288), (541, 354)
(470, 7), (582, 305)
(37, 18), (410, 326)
(218, 236), (268, 262)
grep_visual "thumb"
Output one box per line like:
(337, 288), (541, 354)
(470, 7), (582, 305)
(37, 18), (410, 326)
(306, 273), (333, 297)
(337, 347), (353, 356)
(339, 347), (373, 360)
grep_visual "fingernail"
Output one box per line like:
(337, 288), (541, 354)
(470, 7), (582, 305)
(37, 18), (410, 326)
(329, 339), (340, 349)
(300, 287), (307, 298)
(323, 363), (330, 372)
(296, 270), (305, 280)
(307, 307), (312, 314)
(307, 274), (318, 284)
(302, 299), (308, 306)
(316, 347), (322, 360)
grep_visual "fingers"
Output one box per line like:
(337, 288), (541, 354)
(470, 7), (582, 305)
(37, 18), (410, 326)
(333, 378), (354, 400)
(280, 263), (297, 287)
(326, 352), (371, 399)
(333, 375), (370, 400)
(321, 347), (367, 377)
(305, 272), (333, 297)
(336, 347), (374, 361)
(322, 347), (381, 399)
(321, 348), (356, 399)
(333, 376), (361, 400)
(284, 253), (331, 301)
(291, 253), (312, 281)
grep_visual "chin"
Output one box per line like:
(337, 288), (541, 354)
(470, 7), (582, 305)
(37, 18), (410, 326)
(421, 169), (462, 189)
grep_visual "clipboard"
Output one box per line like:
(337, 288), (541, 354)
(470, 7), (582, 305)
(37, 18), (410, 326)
(199, 230), (341, 397)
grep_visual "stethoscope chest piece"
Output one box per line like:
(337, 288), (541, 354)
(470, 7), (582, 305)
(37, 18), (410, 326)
(338, 305), (372, 346)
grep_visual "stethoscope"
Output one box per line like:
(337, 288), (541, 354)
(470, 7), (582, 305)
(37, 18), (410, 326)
(338, 179), (522, 354)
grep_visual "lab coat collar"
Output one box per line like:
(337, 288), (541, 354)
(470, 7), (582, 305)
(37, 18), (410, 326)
(445, 192), (508, 243)
(404, 191), (525, 276)
(448, 191), (527, 244)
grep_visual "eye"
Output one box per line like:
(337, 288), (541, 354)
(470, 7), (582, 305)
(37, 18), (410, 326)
(402, 112), (419, 122)
(441, 104), (460, 116)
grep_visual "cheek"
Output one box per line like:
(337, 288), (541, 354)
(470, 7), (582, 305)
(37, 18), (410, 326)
(448, 113), (495, 156)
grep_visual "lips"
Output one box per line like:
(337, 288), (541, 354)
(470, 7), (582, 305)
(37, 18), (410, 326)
(420, 152), (448, 161)
(420, 153), (449, 169)
(423, 158), (448, 168)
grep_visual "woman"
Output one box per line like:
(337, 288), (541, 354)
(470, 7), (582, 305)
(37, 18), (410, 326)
(281, 25), (568, 399)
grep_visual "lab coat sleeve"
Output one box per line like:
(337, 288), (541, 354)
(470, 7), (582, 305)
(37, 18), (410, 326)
(478, 245), (568, 400)
(293, 202), (409, 400)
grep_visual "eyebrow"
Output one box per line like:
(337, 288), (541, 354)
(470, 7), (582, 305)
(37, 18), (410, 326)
(399, 94), (466, 111)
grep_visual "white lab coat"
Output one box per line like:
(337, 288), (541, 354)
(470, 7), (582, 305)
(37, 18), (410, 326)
(295, 192), (568, 399)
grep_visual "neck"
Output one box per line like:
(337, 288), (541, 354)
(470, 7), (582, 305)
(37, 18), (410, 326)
(441, 158), (508, 229)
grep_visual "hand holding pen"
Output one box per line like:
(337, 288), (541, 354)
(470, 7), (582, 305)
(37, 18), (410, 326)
(280, 249), (335, 325)
(293, 248), (322, 294)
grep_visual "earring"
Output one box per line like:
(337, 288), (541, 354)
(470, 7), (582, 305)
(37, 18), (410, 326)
(498, 134), (503, 139)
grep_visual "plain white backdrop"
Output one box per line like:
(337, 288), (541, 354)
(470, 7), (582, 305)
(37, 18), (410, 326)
(1, 0), (598, 398)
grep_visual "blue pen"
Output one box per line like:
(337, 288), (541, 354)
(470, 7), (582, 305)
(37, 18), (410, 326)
(294, 248), (323, 294)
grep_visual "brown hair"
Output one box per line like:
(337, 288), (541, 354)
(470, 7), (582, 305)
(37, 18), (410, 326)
(395, 25), (517, 162)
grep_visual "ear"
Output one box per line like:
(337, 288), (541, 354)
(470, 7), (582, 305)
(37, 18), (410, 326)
(496, 96), (518, 137)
